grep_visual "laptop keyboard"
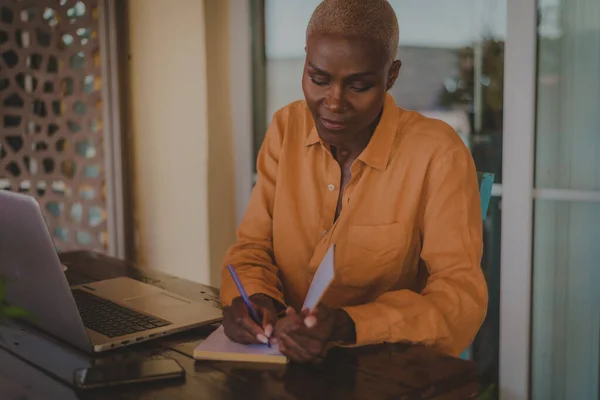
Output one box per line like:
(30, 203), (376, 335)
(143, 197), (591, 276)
(72, 289), (172, 338)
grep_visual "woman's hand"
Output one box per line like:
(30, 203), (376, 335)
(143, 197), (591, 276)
(222, 293), (278, 345)
(273, 305), (356, 363)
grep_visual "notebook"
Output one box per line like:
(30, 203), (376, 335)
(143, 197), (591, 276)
(193, 325), (287, 363)
(193, 246), (335, 364)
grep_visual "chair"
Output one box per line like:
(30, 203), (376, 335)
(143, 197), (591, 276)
(477, 172), (494, 221)
(459, 171), (495, 360)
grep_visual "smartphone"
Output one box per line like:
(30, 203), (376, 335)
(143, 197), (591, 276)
(73, 358), (185, 389)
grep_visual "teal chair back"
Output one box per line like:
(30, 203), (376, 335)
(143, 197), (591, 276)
(478, 172), (494, 221)
(459, 171), (494, 361)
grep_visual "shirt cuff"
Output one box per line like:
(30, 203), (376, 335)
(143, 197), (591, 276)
(220, 281), (286, 309)
(340, 302), (390, 347)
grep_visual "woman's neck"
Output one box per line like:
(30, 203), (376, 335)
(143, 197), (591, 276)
(331, 109), (382, 159)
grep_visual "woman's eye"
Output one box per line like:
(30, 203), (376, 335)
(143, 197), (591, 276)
(310, 77), (328, 86)
(350, 84), (372, 92)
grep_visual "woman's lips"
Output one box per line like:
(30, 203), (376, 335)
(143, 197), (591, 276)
(320, 117), (345, 131)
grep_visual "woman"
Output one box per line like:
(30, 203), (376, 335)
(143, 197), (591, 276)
(220, 0), (487, 364)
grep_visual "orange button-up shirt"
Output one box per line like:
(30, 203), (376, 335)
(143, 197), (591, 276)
(220, 94), (487, 356)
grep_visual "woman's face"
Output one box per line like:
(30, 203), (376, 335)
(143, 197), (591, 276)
(302, 34), (400, 149)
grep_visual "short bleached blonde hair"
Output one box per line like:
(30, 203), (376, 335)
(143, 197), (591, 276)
(306, 0), (400, 60)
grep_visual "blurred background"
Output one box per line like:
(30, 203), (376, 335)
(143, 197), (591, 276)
(1, 1), (599, 399)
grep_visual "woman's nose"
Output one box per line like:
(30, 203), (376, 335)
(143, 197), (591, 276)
(323, 85), (345, 113)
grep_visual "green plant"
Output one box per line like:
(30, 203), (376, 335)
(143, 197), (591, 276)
(479, 383), (497, 400)
(0, 275), (34, 325)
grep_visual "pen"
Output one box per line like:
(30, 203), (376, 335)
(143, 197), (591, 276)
(226, 264), (271, 347)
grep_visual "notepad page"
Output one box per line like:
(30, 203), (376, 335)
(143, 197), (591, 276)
(302, 245), (335, 310)
(194, 325), (286, 363)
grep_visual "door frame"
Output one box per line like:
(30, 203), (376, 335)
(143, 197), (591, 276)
(99, 0), (131, 259)
(499, 0), (537, 398)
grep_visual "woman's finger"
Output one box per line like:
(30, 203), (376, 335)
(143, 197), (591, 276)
(237, 315), (269, 344)
(223, 307), (262, 344)
(260, 304), (278, 338)
(279, 332), (314, 363)
(286, 331), (324, 357)
(232, 329), (263, 345)
(231, 297), (268, 343)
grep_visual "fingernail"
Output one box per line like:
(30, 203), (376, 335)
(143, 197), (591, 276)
(257, 334), (268, 344)
(304, 316), (317, 328)
(285, 306), (294, 315)
(264, 324), (273, 338)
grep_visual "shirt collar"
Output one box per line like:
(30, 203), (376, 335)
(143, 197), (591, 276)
(357, 93), (399, 171)
(304, 93), (399, 171)
(305, 125), (321, 147)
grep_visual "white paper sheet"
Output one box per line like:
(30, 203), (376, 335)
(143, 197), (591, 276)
(302, 245), (335, 310)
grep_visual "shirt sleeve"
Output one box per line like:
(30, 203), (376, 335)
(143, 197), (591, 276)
(219, 111), (286, 307)
(341, 146), (488, 356)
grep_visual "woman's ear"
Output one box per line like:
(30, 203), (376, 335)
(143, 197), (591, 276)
(386, 60), (402, 90)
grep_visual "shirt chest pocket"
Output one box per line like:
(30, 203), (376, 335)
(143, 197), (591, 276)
(340, 223), (408, 288)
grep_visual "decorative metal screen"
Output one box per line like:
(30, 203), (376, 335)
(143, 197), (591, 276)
(0, 0), (108, 252)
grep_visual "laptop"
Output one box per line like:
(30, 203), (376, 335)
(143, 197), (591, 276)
(0, 190), (223, 353)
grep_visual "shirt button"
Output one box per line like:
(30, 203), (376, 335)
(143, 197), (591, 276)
(322, 230), (327, 236)
(328, 184), (335, 191)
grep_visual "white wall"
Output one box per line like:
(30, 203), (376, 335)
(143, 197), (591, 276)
(127, 0), (211, 284)
(205, 0), (237, 286)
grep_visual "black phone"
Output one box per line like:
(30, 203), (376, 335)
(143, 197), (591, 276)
(73, 358), (185, 389)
